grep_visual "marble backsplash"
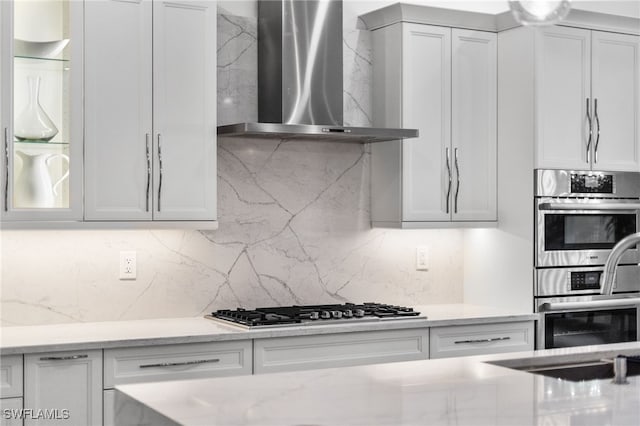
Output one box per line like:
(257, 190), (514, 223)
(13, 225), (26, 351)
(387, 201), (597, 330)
(0, 3), (464, 326)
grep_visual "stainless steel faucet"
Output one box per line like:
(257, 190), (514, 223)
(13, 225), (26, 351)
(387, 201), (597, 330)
(601, 232), (640, 295)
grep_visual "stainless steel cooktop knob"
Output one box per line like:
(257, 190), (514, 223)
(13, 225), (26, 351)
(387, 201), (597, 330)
(309, 311), (320, 320)
(320, 311), (331, 319)
(354, 309), (365, 317)
(331, 310), (342, 319)
(343, 309), (353, 318)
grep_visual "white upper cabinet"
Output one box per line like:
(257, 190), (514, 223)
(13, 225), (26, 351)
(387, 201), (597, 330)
(535, 26), (640, 171)
(535, 26), (592, 170)
(152, 0), (217, 221)
(0, 0), (83, 222)
(85, 0), (217, 223)
(590, 31), (640, 171)
(451, 29), (497, 222)
(85, 0), (152, 220)
(401, 24), (451, 222)
(371, 22), (497, 227)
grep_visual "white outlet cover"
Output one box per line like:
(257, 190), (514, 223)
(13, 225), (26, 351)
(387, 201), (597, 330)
(119, 251), (137, 280)
(416, 246), (429, 271)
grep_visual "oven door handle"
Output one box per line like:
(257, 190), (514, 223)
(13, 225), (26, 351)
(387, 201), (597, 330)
(540, 298), (640, 312)
(538, 202), (640, 211)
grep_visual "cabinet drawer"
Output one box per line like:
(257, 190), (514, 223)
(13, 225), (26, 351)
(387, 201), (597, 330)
(0, 356), (23, 399)
(104, 340), (252, 388)
(430, 321), (534, 359)
(254, 329), (429, 374)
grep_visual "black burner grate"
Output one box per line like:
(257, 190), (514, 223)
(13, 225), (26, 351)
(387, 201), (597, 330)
(210, 303), (420, 327)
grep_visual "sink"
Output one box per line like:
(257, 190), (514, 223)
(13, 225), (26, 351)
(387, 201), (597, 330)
(525, 358), (640, 382)
(490, 354), (640, 382)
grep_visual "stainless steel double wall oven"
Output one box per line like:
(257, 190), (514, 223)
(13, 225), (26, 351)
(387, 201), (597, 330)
(534, 169), (640, 349)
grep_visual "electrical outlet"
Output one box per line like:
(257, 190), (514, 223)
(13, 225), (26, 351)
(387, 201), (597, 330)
(416, 246), (429, 271)
(119, 251), (137, 280)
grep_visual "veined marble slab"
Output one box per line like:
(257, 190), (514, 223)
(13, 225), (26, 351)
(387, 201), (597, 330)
(0, 304), (537, 355)
(115, 342), (640, 426)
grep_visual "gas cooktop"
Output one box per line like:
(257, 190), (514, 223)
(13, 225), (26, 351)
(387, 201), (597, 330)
(206, 303), (425, 328)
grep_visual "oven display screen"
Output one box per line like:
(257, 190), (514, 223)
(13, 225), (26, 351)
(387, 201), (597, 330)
(545, 214), (637, 251)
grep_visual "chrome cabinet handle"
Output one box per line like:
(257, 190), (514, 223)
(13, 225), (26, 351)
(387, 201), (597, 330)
(586, 98), (592, 164)
(454, 337), (510, 344)
(139, 358), (220, 369)
(145, 133), (151, 212)
(594, 98), (600, 163)
(3, 128), (8, 212)
(454, 147), (460, 214)
(40, 354), (88, 361)
(445, 147), (452, 214)
(157, 134), (163, 212)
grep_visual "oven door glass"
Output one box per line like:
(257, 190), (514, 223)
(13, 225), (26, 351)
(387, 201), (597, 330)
(544, 213), (637, 251)
(544, 308), (637, 349)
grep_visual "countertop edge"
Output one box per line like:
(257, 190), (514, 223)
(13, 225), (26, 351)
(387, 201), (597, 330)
(0, 308), (538, 355)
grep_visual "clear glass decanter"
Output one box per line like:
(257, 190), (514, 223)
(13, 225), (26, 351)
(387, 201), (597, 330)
(14, 75), (59, 142)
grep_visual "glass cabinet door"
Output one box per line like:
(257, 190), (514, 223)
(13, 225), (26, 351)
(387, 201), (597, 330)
(1, 0), (82, 221)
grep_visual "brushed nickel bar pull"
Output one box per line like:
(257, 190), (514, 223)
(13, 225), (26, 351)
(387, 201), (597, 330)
(145, 133), (151, 212)
(540, 298), (640, 311)
(538, 202), (640, 211)
(586, 98), (592, 164)
(445, 147), (451, 214)
(4, 128), (8, 212)
(157, 134), (163, 212)
(594, 98), (600, 163)
(454, 337), (511, 344)
(40, 355), (89, 361)
(139, 358), (220, 369)
(454, 147), (460, 214)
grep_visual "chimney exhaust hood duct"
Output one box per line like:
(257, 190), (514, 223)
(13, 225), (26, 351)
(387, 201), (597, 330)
(217, 0), (418, 143)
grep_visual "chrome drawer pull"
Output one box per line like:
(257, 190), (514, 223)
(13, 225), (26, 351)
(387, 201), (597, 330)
(40, 355), (88, 361)
(139, 358), (220, 369)
(454, 336), (511, 344)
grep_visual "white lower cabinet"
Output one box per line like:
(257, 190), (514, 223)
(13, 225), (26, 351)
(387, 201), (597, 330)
(429, 321), (534, 359)
(24, 350), (102, 426)
(0, 397), (23, 426)
(254, 329), (429, 374)
(102, 391), (114, 426)
(1, 355), (23, 426)
(103, 341), (252, 425)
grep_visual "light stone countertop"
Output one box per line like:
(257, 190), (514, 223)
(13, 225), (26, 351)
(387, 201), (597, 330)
(114, 341), (640, 426)
(0, 304), (537, 355)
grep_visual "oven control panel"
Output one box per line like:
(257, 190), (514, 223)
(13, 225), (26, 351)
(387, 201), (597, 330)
(570, 271), (602, 291)
(571, 174), (614, 194)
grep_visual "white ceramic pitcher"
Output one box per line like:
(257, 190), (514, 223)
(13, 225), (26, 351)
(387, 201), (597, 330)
(14, 151), (69, 208)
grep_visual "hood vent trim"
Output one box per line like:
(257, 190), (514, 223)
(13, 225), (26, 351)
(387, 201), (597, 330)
(217, 123), (418, 143)
(217, 0), (418, 143)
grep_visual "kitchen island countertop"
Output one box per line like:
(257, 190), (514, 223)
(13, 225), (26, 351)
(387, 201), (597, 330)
(114, 341), (640, 426)
(0, 304), (537, 355)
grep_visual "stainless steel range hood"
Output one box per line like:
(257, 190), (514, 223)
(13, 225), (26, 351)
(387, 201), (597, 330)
(217, 0), (418, 143)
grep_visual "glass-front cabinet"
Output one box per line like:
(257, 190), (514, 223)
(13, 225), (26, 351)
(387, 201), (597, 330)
(0, 0), (82, 221)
